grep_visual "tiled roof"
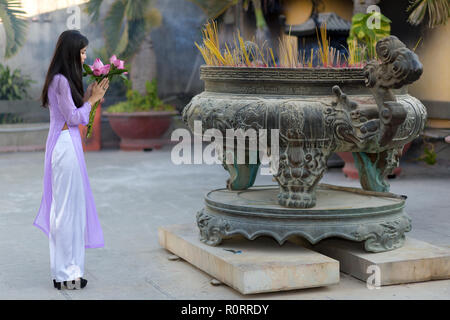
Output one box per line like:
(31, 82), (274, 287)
(285, 12), (351, 37)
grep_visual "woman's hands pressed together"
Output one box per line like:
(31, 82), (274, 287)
(87, 78), (109, 107)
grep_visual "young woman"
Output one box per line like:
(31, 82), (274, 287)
(34, 30), (109, 290)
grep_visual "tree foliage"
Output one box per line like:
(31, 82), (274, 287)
(84, 0), (162, 61)
(0, 0), (29, 59)
(407, 0), (450, 28)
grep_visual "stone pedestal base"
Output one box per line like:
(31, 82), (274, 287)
(310, 237), (450, 285)
(197, 184), (411, 253)
(158, 224), (339, 294)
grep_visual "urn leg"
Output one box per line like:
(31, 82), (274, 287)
(274, 143), (330, 208)
(360, 215), (412, 252)
(353, 148), (402, 192)
(221, 147), (260, 190)
(196, 209), (230, 246)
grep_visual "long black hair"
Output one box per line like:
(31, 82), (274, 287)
(40, 30), (89, 108)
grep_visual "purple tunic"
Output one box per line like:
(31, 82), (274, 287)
(34, 73), (104, 248)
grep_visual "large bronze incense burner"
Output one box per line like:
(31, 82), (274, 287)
(182, 36), (426, 252)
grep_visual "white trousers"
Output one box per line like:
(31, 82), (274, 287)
(49, 129), (86, 282)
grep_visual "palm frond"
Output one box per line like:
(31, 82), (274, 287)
(84, 0), (104, 23)
(119, 19), (147, 61)
(188, 0), (238, 19)
(407, 0), (450, 28)
(85, 0), (161, 64)
(125, 0), (151, 21)
(252, 0), (267, 29)
(0, 0), (29, 59)
(115, 21), (129, 54)
(103, 0), (126, 54)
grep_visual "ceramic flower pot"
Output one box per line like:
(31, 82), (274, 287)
(337, 142), (412, 179)
(104, 110), (177, 151)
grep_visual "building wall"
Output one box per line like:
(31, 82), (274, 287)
(0, 0), (108, 101)
(409, 23), (450, 102)
(283, 0), (353, 25)
(0, 0), (206, 110)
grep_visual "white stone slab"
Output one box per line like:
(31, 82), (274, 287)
(158, 224), (340, 294)
(311, 237), (450, 285)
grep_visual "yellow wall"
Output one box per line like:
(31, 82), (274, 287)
(409, 23), (450, 102)
(283, 0), (353, 25)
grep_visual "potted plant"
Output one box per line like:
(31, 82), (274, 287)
(104, 79), (177, 151)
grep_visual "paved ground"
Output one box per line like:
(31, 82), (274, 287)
(0, 145), (449, 299)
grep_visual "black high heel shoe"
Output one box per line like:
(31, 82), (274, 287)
(53, 279), (61, 290)
(63, 278), (88, 290)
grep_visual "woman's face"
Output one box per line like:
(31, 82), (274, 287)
(80, 46), (87, 65)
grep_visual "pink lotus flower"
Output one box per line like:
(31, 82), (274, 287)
(90, 58), (111, 76)
(83, 55), (128, 139)
(110, 55), (128, 75)
(110, 55), (124, 68)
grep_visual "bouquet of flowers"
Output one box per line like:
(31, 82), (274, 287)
(83, 55), (128, 138)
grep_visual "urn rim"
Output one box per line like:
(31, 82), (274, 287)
(200, 64), (367, 84)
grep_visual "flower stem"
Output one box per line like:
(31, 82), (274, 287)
(86, 100), (100, 139)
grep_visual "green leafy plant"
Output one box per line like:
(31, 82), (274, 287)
(417, 142), (437, 165)
(0, 113), (23, 124)
(0, 0), (29, 59)
(106, 79), (175, 113)
(347, 12), (391, 60)
(0, 64), (34, 100)
(189, 0), (238, 19)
